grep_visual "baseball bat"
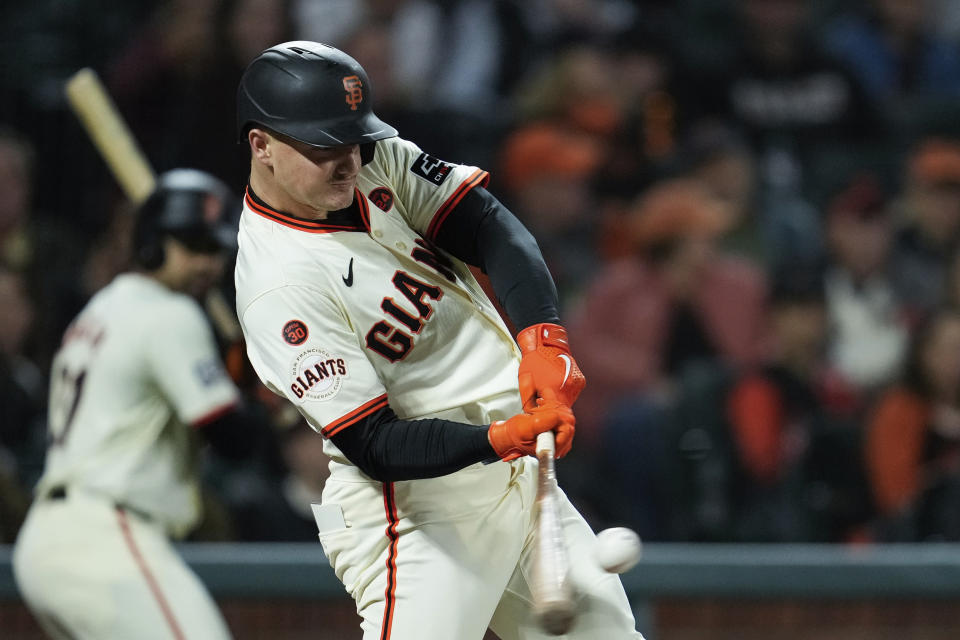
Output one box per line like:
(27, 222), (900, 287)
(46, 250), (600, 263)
(532, 430), (576, 635)
(64, 68), (243, 343)
(65, 68), (156, 204)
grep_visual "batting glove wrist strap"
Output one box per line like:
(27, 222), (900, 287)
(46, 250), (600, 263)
(516, 323), (586, 412)
(517, 323), (569, 353)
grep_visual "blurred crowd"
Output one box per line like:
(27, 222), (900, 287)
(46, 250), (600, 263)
(4, 0), (960, 545)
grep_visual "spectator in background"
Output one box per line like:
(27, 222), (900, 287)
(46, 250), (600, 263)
(890, 138), (960, 321)
(865, 307), (960, 541)
(822, 0), (960, 104)
(720, 265), (867, 542)
(295, 0), (533, 117)
(591, 19), (684, 208)
(0, 130), (33, 273)
(183, 0), (293, 191)
(514, 44), (623, 143)
(570, 178), (767, 440)
(107, 0), (222, 170)
(0, 265), (45, 542)
(109, 0), (293, 191)
(226, 403), (332, 542)
(520, 0), (639, 48)
(689, 0), (877, 209)
(824, 174), (909, 395)
(944, 248), (960, 310)
(498, 42), (639, 307)
(677, 122), (765, 268)
(0, 128), (86, 371)
(498, 123), (604, 309)
(569, 179), (767, 539)
(681, 120), (826, 273)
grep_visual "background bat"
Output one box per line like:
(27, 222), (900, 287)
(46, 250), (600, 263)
(65, 68), (156, 204)
(532, 430), (576, 635)
(64, 67), (243, 343)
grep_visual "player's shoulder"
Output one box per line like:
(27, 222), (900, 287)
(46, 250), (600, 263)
(360, 135), (476, 201)
(95, 273), (209, 335)
(142, 281), (210, 330)
(360, 136), (422, 183)
(235, 212), (342, 314)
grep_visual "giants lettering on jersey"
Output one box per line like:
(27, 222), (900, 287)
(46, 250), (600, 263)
(364, 242), (456, 362)
(290, 348), (348, 402)
(412, 238), (456, 282)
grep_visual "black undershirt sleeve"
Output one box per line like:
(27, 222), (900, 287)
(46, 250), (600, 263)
(433, 186), (559, 329)
(329, 405), (497, 481)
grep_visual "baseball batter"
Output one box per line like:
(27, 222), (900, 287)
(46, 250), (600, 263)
(13, 170), (254, 640)
(235, 42), (643, 639)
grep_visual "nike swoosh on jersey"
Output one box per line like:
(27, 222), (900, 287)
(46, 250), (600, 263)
(558, 354), (572, 388)
(342, 257), (354, 286)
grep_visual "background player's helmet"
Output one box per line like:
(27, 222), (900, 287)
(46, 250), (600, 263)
(236, 40), (398, 164)
(133, 169), (241, 270)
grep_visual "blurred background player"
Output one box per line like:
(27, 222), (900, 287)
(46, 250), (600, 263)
(12, 169), (263, 639)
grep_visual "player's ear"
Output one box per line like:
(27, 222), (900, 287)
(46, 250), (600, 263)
(248, 129), (273, 166)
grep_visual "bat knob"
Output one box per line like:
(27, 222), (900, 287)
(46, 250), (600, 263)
(537, 600), (576, 635)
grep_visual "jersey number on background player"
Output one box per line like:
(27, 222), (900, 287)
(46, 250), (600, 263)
(48, 367), (87, 446)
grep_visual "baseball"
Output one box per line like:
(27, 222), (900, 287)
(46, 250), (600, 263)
(594, 527), (642, 574)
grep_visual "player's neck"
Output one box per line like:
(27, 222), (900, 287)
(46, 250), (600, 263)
(248, 172), (332, 221)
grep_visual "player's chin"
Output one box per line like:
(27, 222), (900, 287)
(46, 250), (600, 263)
(324, 182), (356, 209)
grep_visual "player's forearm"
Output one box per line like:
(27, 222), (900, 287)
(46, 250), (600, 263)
(329, 406), (496, 481)
(434, 187), (560, 329)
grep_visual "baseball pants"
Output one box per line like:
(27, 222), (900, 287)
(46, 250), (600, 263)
(13, 488), (231, 640)
(318, 458), (644, 639)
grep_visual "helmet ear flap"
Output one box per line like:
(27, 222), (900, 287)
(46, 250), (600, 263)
(360, 142), (376, 165)
(133, 191), (166, 270)
(137, 238), (165, 270)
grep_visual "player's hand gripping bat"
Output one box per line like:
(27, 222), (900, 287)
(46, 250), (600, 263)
(532, 429), (576, 634)
(64, 68), (242, 342)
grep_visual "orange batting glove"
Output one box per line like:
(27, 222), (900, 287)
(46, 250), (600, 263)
(517, 323), (586, 413)
(489, 403), (575, 461)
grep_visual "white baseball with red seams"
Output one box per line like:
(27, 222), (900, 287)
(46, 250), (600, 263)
(594, 527), (643, 574)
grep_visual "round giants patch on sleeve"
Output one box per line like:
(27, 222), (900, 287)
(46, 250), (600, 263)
(290, 348), (349, 402)
(283, 319), (309, 345)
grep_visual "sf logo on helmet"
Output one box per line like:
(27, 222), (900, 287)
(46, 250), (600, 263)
(342, 75), (363, 111)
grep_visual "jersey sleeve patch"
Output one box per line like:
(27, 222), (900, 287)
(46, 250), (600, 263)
(289, 348), (349, 402)
(283, 319), (309, 345)
(193, 358), (230, 387)
(368, 187), (394, 212)
(410, 153), (454, 186)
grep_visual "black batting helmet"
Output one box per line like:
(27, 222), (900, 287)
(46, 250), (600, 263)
(133, 169), (240, 270)
(237, 41), (397, 164)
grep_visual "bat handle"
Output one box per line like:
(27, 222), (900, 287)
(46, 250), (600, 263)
(536, 430), (556, 457)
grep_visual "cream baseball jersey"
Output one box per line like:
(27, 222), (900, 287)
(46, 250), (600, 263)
(236, 136), (523, 461)
(35, 273), (240, 535)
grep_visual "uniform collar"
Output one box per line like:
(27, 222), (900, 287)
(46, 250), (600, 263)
(245, 186), (370, 233)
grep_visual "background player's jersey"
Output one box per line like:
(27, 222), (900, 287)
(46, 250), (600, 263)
(236, 136), (522, 467)
(36, 273), (240, 536)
